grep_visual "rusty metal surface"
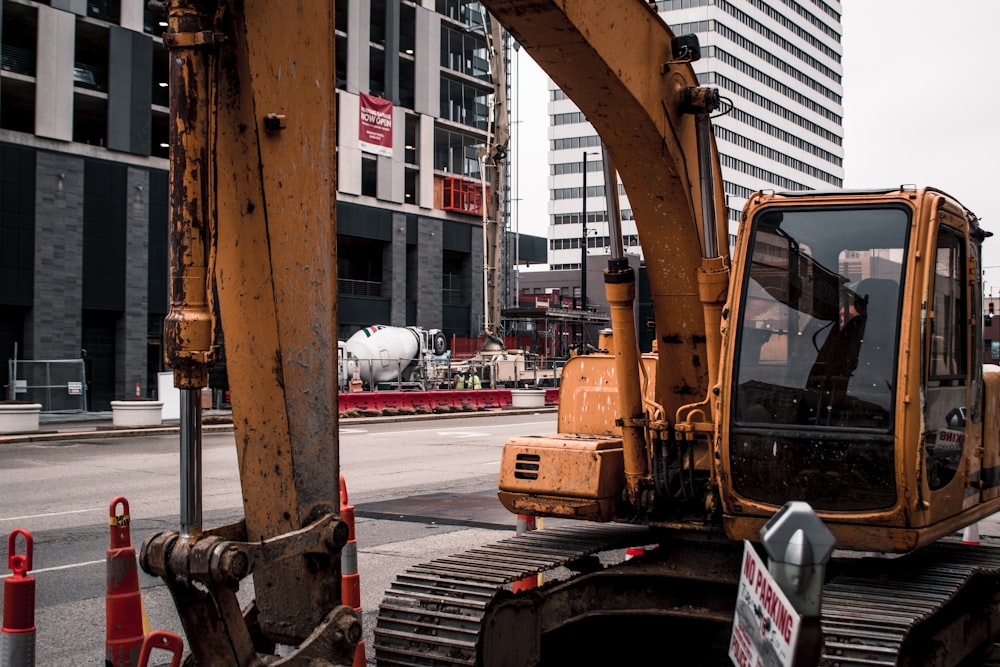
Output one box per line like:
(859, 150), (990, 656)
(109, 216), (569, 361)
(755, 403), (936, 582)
(210, 0), (340, 642)
(161, 0), (342, 647)
(480, 0), (728, 420)
(374, 523), (649, 666)
(357, 490), (521, 528)
(162, 0), (215, 388)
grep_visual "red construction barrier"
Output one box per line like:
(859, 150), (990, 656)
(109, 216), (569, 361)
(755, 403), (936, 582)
(340, 475), (365, 667)
(338, 388), (551, 416)
(356, 393), (385, 413)
(427, 391), (461, 412)
(137, 631), (183, 667)
(106, 497), (145, 667)
(469, 389), (510, 409)
(544, 388), (559, 406)
(2, 529), (35, 667)
(404, 391), (431, 412)
(374, 392), (412, 412)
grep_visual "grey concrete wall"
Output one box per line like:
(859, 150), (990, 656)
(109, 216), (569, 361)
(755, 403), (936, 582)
(346, 0), (370, 95)
(27, 152), (84, 359)
(387, 212), (407, 324)
(108, 27), (153, 156)
(470, 224), (484, 336)
(116, 167), (149, 395)
(413, 7), (439, 117)
(35, 6), (75, 142)
(416, 217), (442, 329)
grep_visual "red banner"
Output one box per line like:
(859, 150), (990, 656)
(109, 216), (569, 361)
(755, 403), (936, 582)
(359, 92), (393, 157)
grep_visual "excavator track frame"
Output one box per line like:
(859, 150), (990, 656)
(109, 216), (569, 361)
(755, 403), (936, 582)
(375, 525), (1000, 666)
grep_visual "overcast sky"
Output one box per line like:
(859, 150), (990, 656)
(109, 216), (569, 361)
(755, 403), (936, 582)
(509, 1), (1000, 287)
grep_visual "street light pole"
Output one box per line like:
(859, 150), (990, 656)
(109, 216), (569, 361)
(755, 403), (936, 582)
(580, 151), (589, 312)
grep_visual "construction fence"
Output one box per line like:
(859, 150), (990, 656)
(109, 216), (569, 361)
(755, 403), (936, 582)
(7, 359), (88, 413)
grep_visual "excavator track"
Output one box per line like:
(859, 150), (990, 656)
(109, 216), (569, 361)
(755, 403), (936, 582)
(821, 540), (1000, 666)
(375, 527), (1000, 667)
(373, 523), (650, 666)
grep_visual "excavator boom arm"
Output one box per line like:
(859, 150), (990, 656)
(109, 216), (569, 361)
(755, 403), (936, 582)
(481, 0), (729, 417)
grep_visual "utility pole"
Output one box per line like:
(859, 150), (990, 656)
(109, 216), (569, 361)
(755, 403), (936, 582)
(580, 150), (588, 313)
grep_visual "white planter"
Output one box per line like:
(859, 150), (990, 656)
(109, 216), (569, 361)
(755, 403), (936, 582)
(510, 389), (546, 409)
(111, 400), (165, 427)
(0, 403), (42, 434)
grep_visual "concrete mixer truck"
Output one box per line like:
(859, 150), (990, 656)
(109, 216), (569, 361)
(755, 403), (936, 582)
(339, 325), (449, 390)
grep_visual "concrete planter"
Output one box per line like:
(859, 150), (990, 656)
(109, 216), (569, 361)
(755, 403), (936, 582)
(510, 389), (546, 409)
(0, 403), (42, 434)
(111, 400), (164, 427)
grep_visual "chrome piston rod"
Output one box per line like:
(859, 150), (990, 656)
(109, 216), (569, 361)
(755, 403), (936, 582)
(179, 388), (203, 537)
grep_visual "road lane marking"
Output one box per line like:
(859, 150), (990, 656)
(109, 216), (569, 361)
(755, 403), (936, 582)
(0, 559), (104, 579)
(367, 420), (555, 437)
(0, 508), (100, 522)
(340, 428), (369, 434)
(435, 431), (492, 439)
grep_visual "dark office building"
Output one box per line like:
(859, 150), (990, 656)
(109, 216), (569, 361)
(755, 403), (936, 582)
(0, 0), (499, 407)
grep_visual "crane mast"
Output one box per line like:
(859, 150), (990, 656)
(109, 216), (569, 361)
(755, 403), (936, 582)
(479, 13), (509, 349)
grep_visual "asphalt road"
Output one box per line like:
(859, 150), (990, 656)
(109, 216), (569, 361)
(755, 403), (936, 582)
(6, 410), (1000, 666)
(0, 411), (558, 666)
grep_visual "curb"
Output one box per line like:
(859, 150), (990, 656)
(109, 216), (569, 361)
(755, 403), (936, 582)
(0, 406), (558, 444)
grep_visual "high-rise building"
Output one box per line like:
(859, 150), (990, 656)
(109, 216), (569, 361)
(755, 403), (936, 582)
(546, 0), (845, 269)
(0, 0), (520, 407)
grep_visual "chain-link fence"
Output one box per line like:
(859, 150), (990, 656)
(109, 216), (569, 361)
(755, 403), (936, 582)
(7, 359), (88, 413)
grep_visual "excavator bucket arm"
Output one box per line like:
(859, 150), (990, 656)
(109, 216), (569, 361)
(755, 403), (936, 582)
(141, 1), (358, 663)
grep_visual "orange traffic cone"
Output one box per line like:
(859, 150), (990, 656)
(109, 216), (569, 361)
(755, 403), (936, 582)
(2, 529), (36, 667)
(625, 546), (645, 560)
(340, 475), (365, 667)
(106, 497), (145, 667)
(512, 514), (539, 593)
(962, 522), (981, 546)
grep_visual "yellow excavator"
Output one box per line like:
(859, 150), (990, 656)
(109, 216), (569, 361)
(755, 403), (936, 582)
(144, 0), (1000, 665)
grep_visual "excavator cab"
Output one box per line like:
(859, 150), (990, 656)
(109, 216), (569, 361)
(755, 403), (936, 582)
(498, 187), (997, 557)
(726, 201), (908, 511)
(720, 188), (995, 553)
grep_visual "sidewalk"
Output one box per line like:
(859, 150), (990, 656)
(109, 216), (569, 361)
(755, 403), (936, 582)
(1, 404), (557, 444)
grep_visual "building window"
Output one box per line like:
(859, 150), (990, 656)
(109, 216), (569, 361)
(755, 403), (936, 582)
(75, 19), (109, 93)
(335, 0), (348, 33)
(369, 46), (386, 98)
(336, 34), (348, 89)
(142, 7), (168, 37)
(441, 26), (489, 80)
(1, 3), (37, 133)
(370, 0), (387, 45)
(440, 76), (490, 130)
(436, 0), (486, 29)
(404, 115), (419, 164)
(361, 155), (377, 197)
(434, 128), (483, 179)
(552, 135), (602, 151)
(405, 167), (419, 205)
(88, 0), (121, 24)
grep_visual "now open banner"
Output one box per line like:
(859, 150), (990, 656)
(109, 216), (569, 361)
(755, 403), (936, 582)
(359, 92), (393, 157)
